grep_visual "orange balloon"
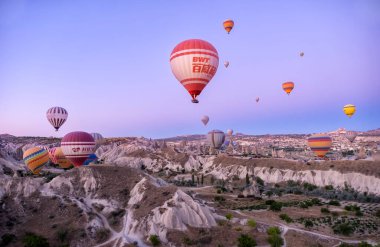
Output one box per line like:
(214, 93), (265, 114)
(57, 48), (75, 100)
(223, 19), (234, 34)
(282, 82), (294, 95)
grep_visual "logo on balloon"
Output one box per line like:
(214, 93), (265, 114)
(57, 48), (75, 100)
(72, 147), (80, 152)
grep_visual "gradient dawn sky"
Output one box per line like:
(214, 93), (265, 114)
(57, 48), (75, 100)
(0, 0), (379, 138)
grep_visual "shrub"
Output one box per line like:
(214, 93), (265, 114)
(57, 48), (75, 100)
(256, 177), (264, 186)
(149, 235), (161, 246)
(214, 196), (225, 202)
(226, 213), (233, 221)
(237, 234), (257, 247)
(321, 208), (330, 213)
(56, 228), (68, 243)
(325, 185), (334, 190)
(328, 200), (341, 206)
(95, 228), (110, 243)
(270, 202), (283, 211)
(265, 200), (276, 205)
(267, 233), (284, 247)
(247, 219), (257, 228)
(355, 210), (363, 217)
(279, 214), (293, 223)
(358, 242), (373, 247)
(22, 233), (49, 247)
(376, 209), (380, 218)
(1, 234), (16, 246)
(304, 220), (313, 228)
(333, 223), (354, 236)
(267, 226), (281, 235)
(183, 237), (194, 245)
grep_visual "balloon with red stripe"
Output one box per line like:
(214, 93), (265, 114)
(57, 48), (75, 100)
(61, 131), (95, 167)
(46, 106), (68, 131)
(307, 134), (332, 158)
(48, 147), (58, 164)
(170, 39), (219, 103)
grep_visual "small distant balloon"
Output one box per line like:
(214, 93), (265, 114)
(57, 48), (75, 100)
(343, 104), (356, 118)
(224, 61), (229, 68)
(227, 129), (233, 136)
(345, 131), (357, 143)
(46, 107), (68, 131)
(201, 115), (209, 126)
(223, 19), (234, 34)
(207, 130), (225, 149)
(256, 97), (260, 103)
(282, 82), (295, 95)
(300, 52), (304, 57)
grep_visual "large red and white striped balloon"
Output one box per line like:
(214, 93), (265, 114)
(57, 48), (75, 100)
(61, 131), (95, 167)
(46, 107), (68, 131)
(170, 39), (219, 103)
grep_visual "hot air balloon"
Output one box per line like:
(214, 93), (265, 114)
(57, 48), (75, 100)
(170, 39), (219, 103)
(83, 153), (98, 166)
(300, 52), (304, 57)
(224, 61), (229, 68)
(256, 97), (260, 103)
(307, 134), (332, 158)
(207, 130), (225, 149)
(201, 115), (209, 126)
(61, 131), (95, 167)
(48, 147), (58, 164)
(46, 107), (68, 131)
(91, 133), (104, 144)
(282, 82), (295, 95)
(54, 147), (73, 169)
(227, 129), (233, 136)
(223, 19), (234, 34)
(345, 131), (357, 143)
(23, 147), (49, 174)
(343, 104), (356, 118)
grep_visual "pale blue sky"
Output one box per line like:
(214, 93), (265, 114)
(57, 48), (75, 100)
(1, 0), (379, 138)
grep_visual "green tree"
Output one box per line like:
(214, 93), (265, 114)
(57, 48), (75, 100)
(192, 174), (195, 184)
(237, 234), (257, 247)
(269, 202), (283, 211)
(246, 173), (250, 186)
(267, 227), (281, 235)
(22, 233), (49, 247)
(247, 219), (257, 228)
(149, 235), (161, 246)
(267, 234), (284, 247)
(201, 174), (204, 185)
(226, 213), (233, 222)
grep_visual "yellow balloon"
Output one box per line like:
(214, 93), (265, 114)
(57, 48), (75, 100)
(55, 147), (73, 169)
(343, 104), (356, 118)
(23, 147), (49, 174)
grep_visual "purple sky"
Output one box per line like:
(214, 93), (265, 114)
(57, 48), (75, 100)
(1, 0), (379, 138)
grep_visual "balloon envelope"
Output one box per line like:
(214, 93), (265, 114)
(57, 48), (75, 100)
(282, 82), (294, 95)
(343, 104), (356, 118)
(227, 129), (233, 136)
(223, 19), (234, 34)
(307, 134), (332, 158)
(48, 147), (58, 164)
(345, 131), (357, 143)
(170, 39), (219, 103)
(224, 61), (229, 68)
(46, 107), (68, 131)
(23, 147), (49, 174)
(83, 153), (98, 166)
(300, 52), (304, 57)
(207, 130), (225, 149)
(61, 131), (95, 167)
(201, 115), (209, 126)
(256, 97), (260, 103)
(54, 147), (73, 169)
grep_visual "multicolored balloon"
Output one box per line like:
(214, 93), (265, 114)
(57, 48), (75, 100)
(223, 19), (234, 34)
(224, 61), (229, 68)
(201, 115), (209, 126)
(48, 147), (58, 164)
(207, 130), (225, 149)
(345, 131), (357, 143)
(170, 39), (219, 103)
(307, 134), (332, 158)
(282, 82), (295, 95)
(23, 147), (49, 174)
(343, 104), (356, 118)
(61, 131), (95, 167)
(46, 107), (68, 131)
